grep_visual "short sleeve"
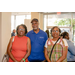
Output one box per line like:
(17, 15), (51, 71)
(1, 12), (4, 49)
(44, 40), (48, 48)
(44, 33), (48, 46)
(63, 39), (68, 46)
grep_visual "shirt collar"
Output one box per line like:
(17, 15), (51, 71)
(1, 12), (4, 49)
(32, 28), (41, 34)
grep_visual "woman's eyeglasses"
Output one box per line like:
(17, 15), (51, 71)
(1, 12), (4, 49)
(52, 30), (59, 33)
(18, 29), (25, 31)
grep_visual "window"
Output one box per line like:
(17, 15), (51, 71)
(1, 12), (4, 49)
(11, 15), (15, 32)
(43, 12), (75, 45)
(11, 13), (31, 32)
(16, 15), (25, 27)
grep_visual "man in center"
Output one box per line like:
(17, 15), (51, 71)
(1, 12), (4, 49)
(26, 18), (48, 62)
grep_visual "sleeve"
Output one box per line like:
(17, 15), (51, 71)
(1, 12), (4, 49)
(26, 32), (29, 37)
(44, 40), (48, 48)
(63, 39), (68, 46)
(44, 33), (48, 46)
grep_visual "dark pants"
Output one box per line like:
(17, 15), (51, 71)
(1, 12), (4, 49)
(30, 60), (42, 62)
(67, 61), (75, 62)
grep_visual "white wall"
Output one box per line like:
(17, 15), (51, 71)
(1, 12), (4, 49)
(31, 12), (43, 30)
(0, 12), (2, 61)
(0, 12), (11, 61)
(24, 19), (31, 32)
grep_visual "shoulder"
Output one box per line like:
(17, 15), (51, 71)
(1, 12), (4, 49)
(25, 36), (29, 39)
(40, 29), (47, 36)
(40, 29), (46, 33)
(27, 30), (33, 34)
(9, 36), (15, 42)
(26, 30), (33, 36)
(62, 39), (68, 46)
(27, 37), (31, 42)
(61, 39), (67, 44)
(62, 39), (67, 43)
(66, 39), (74, 45)
(46, 38), (51, 43)
(62, 38), (66, 41)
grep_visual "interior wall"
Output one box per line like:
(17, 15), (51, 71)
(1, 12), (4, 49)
(31, 12), (40, 30)
(39, 13), (44, 30)
(0, 12), (11, 61)
(31, 12), (43, 30)
(24, 19), (31, 32)
(0, 12), (2, 61)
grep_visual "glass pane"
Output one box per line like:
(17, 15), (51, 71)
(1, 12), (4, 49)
(44, 15), (47, 31)
(43, 13), (73, 41)
(73, 14), (75, 42)
(16, 15), (25, 28)
(11, 15), (15, 32)
(26, 15), (31, 19)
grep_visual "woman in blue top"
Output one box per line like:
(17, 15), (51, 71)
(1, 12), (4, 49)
(61, 32), (75, 62)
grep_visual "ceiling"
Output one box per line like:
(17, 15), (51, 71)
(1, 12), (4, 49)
(40, 12), (75, 14)
(11, 12), (75, 18)
(12, 12), (31, 15)
(12, 12), (75, 15)
(43, 12), (75, 18)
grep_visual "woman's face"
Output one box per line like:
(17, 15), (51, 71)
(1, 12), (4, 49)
(17, 26), (25, 36)
(52, 27), (60, 38)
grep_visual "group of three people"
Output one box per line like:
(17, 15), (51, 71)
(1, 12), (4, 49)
(7, 18), (71, 62)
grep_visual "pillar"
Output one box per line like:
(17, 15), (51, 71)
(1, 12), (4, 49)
(0, 12), (11, 61)
(31, 12), (44, 30)
(39, 13), (44, 30)
(31, 12), (40, 30)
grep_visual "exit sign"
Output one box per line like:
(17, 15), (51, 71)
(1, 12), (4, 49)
(57, 12), (61, 15)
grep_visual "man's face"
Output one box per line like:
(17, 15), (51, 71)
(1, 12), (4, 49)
(13, 30), (16, 33)
(32, 21), (39, 30)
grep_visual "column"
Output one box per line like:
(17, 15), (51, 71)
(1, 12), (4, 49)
(31, 12), (44, 30)
(39, 13), (44, 30)
(0, 12), (11, 61)
(31, 12), (42, 30)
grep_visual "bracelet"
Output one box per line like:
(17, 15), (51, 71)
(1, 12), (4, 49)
(22, 58), (25, 62)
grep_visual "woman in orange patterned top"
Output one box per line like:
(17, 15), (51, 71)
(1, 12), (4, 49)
(7, 24), (31, 62)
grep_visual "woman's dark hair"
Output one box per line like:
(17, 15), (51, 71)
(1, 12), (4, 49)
(61, 32), (69, 38)
(16, 24), (27, 36)
(51, 26), (61, 36)
(45, 30), (49, 38)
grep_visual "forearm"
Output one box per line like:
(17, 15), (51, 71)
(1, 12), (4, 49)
(56, 56), (66, 62)
(23, 52), (30, 60)
(7, 37), (18, 62)
(22, 37), (31, 61)
(57, 46), (68, 62)
(45, 55), (51, 62)
(7, 50), (18, 62)
(44, 47), (51, 62)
